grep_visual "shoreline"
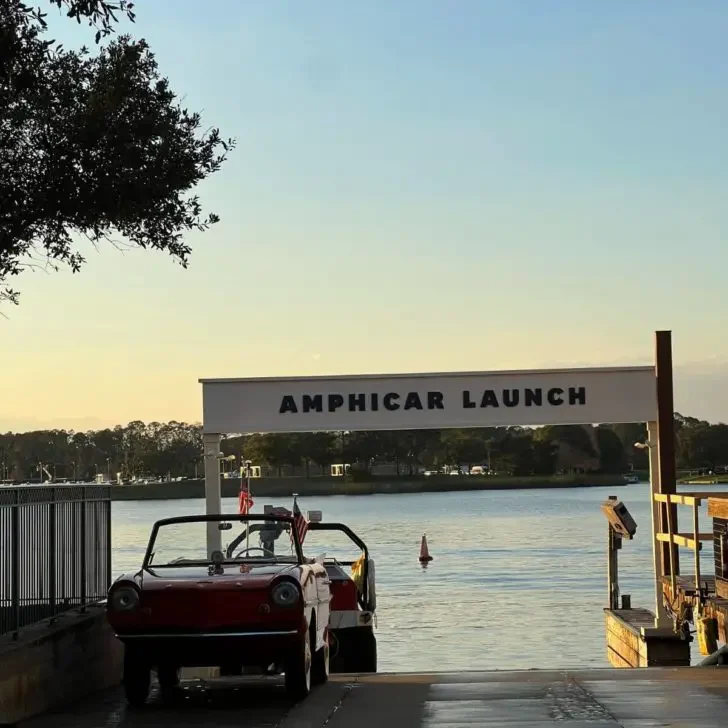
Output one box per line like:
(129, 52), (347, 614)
(108, 474), (631, 501)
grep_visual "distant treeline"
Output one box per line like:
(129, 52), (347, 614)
(1, 413), (725, 483)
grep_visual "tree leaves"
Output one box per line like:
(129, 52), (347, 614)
(1, 1), (234, 304)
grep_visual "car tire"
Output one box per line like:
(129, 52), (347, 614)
(312, 628), (330, 685)
(157, 664), (180, 702)
(123, 650), (151, 708)
(285, 629), (312, 700)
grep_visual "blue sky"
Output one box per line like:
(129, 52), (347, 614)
(3, 0), (728, 430)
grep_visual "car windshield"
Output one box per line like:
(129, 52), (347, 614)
(146, 516), (301, 567)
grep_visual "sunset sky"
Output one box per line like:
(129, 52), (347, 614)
(4, 1), (728, 431)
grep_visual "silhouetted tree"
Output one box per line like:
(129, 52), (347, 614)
(1, 1), (234, 303)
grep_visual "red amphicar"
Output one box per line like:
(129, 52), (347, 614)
(106, 503), (377, 707)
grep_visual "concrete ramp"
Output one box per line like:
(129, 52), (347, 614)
(17, 667), (728, 728)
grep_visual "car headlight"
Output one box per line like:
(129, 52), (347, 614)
(270, 580), (300, 608)
(110, 585), (140, 612)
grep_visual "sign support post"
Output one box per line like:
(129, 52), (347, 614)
(203, 432), (222, 556)
(655, 331), (679, 596)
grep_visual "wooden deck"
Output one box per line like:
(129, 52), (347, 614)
(707, 496), (728, 520)
(604, 608), (690, 668)
(718, 577), (728, 600)
(663, 573), (716, 598)
(19, 668), (728, 727)
(662, 574), (728, 643)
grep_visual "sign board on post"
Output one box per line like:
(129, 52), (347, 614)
(200, 366), (657, 434)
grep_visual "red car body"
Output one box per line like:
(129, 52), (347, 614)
(106, 514), (330, 706)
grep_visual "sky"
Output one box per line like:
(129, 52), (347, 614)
(3, 0), (728, 431)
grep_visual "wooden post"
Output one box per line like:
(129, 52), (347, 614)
(608, 529), (622, 610)
(655, 331), (679, 580)
(607, 495), (621, 610)
(664, 489), (678, 602)
(607, 520), (614, 609)
(692, 501), (701, 597)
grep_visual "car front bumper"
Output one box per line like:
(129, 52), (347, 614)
(116, 627), (305, 668)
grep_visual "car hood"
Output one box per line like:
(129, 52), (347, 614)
(140, 562), (300, 590)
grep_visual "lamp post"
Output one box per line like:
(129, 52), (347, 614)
(220, 454), (236, 476)
(340, 431), (350, 478)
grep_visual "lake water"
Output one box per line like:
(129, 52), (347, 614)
(111, 482), (710, 673)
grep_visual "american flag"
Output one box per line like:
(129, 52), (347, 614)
(238, 480), (254, 515)
(291, 496), (308, 545)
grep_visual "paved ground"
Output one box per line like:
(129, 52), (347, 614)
(20, 667), (728, 727)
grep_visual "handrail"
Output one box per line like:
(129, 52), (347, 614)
(654, 491), (728, 506)
(0, 485), (112, 638)
(652, 490), (728, 602)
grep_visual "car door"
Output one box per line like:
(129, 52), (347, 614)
(310, 561), (331, 649)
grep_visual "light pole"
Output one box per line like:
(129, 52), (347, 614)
(220, 454), (236, 476)
(340, 431), (351, 474)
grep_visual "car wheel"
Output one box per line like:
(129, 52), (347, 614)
(157, 664), (180, 702)
(123, 650), (151, 708)
(312, 628), (330, 685)
(284, 629), (312, 700)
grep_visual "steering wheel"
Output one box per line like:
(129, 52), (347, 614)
(234, 546), (271, 559)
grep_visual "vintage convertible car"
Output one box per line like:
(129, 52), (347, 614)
(106, 512), (331, 706)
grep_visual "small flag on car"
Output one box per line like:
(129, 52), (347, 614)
(291, 495), (308, 545)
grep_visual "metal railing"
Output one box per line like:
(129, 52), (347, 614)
(0, 485), (111, 637)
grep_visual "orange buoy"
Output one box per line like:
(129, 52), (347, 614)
(419, 533), (433, 564)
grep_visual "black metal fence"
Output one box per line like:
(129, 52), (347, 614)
(0, 485), (111, 637)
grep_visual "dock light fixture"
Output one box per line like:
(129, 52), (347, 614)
(601, 498), (638, 540)
(634, 441), (655, 450)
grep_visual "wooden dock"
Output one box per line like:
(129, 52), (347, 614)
(663, 574), (728, 643)
(18, 668), (728, 727)
(604, 607), (690, 668)
(708, 496), (728, 600)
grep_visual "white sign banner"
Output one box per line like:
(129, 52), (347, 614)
(200, 367), (656, 433)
